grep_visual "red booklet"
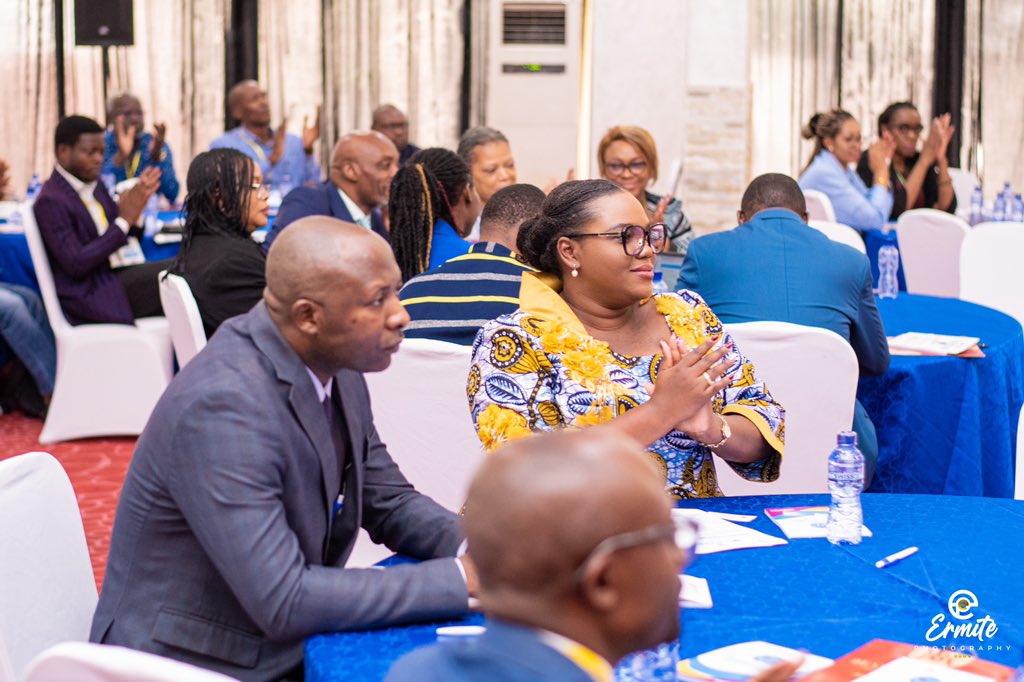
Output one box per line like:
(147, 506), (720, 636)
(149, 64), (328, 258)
(800, 640), (1015, 681)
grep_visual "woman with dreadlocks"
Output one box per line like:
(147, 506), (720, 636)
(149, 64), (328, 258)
(169, 148), (270, 337)
(388, 147), (481, 281)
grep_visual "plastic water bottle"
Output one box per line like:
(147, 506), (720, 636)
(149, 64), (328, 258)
(25, 174), (42, 202)
(652, 271), (669, 295)
(968, 185), (984, 226)
(1012, 194), (1024, 223)
(826, 431), (865, 545)
(994, 182), (1013, 221)
(877, 234), (899, 300)
(142, 193), (160, 236)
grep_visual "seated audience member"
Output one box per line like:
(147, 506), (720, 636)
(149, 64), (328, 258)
(210, 80), (321, 191)
(33, 115), (168, 325)
(389, 148), (481, 281)
(372, 104), (420, 165)
(598, 125), (694, 254)
(0, 284), (56, 416)
(264, 131), (396, 251)
(102, 92), (180, 203)
(458, 126), (517, 240)
(387, 430), (803, 682)
(400, 183), (544, 345)
(169, 149), (269, 337)
(798, 110), (894, 232)
(856, 102), (957, 220)
(679, 173), (889, 485)
(91, 217), (475, 680)
(468, 180), (784, 498)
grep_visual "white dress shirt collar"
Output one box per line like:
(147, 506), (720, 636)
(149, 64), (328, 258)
(336, 187), (372, 230)
(305, 367), (334, 403)
(55, 163), (98, 197)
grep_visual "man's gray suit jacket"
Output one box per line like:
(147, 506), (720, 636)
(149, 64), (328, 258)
(90, 302), (468, 681)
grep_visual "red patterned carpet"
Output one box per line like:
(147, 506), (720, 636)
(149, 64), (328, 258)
(0, 411), (135, 591)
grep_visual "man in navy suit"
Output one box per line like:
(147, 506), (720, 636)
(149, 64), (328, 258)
(679, 173), (889, 485)
(93, 218), (475, 681)
(387, 431), (803, 682)
(264, 131), (397, 251)
(33, 115), (166, 324)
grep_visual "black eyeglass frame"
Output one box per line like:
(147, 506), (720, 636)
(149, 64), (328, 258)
(564, 223), (668, 257)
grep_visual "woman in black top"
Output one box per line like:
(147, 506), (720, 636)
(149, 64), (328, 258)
(856, 102), (957, 221)
(170, 148), (269, 337)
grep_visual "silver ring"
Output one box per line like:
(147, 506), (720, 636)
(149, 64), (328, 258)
(702, 372), (713, 387)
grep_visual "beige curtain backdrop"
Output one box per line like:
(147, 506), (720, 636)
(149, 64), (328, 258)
(749, 0), (839, 179)
(0, 0), (227, 200)
(839, 0), (935, 145)
(974, 0), (1024, 192)
(319, 0), (465, 161)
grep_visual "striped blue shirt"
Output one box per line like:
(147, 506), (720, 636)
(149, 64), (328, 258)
(399, 242), (534, 346)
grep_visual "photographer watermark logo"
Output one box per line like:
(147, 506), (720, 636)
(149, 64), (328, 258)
(925, 589), (1001, 651)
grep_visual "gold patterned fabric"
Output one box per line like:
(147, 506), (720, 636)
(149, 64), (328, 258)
(467, 272), (784, 498)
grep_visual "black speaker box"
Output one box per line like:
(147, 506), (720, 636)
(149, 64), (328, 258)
(74, 0), (134, 47)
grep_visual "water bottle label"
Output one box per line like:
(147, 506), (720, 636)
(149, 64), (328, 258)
(830, 471), (862, 481)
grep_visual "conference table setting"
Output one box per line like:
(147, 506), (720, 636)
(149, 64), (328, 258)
(304, 493), (1024, 681)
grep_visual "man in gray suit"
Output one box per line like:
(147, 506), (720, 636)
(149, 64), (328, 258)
(91, 217), (475, 681)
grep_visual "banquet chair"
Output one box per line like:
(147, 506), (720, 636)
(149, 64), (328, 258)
(23, 206), (174, 443)
(158, 271), (208, 368)
(896, 208), (970, 298)
(808, 220), (867, 254)
(1016, 405), (1024, 501)
(947, 168), (980, 218)
(959, 221), (1024, 329)
(350, 339), (484, 567)
(803, 189), (837, 222)
(715, 322), (858, 495)
(0, 453), (97, 682)
(24, 642), (239, 682)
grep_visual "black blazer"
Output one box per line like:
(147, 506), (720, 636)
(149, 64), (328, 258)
(176, 232), (266, 338)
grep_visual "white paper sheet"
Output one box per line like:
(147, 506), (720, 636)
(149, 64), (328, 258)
(672, 508), (788, 554)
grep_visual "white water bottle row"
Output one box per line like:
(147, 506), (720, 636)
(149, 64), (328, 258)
(969, 182), (1024, 226)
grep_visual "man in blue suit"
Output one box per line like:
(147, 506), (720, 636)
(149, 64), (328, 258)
(678, 173), (889, 485)
(264, 132), (397, 251)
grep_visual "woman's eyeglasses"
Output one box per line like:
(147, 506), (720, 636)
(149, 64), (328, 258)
(565, 223), (668, 257)
(250, 181), (270, 195)
(893, 123), (924, 135)
(605, 160), (649, 176)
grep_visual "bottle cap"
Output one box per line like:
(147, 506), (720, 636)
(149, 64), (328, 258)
(837, 431), (857, 446)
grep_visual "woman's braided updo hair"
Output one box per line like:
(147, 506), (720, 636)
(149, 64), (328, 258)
(388, 147), (471, 281)
(516, 178), (625, 275)
(801, 109), (855, 172)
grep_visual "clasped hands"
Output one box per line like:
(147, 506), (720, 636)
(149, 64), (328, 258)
(114, 115), (166, 165)
(647, 336), (733, 443)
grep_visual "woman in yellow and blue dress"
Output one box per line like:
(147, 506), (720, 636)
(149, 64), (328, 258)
(467, 179), (784, 498)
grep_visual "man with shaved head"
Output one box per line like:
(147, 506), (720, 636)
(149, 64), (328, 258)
(387, 430), (804, 681)
(264, 131), (397, 251)
(92, 217), (474, 681)
(210, 79), (321, 191)
(371, 104), (420, 165)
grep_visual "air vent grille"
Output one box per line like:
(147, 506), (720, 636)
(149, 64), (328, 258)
(502, 3), (566, 45)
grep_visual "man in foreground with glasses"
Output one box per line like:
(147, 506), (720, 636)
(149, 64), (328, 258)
(387, 429), (802, 681)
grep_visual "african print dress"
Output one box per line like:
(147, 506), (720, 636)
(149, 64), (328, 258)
(467, 272), (784, 498)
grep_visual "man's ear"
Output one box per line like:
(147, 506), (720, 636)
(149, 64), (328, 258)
(801, 212), (810, 224)
(341, 160), (360, 183)
(291, 299), (320, 336)
(578, 555), (620, 613)
(736, 210), (745, 225)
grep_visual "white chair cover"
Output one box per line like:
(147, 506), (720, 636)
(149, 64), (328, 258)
(895, 208), (970, 298)
(808, 220), (867, 254)
(803, 189), (837, 222)
(24, 642), (239, 682)
(23, 205), (174, 443)
(716, 322), (859, 495)
(0, 453), (97, 682)
(959, 221), (1024, 329)
(158, 271), (208, 368)
(947, 168), (980, 218)
(350, 338), (484, 566)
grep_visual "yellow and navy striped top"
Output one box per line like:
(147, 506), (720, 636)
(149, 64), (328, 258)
(399, 242), (535, 346)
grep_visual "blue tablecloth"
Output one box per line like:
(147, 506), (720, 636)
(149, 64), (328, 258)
(858, 294), (1024, 497)
(864, 228), (908, 291)
(303, 493), (1024, 681)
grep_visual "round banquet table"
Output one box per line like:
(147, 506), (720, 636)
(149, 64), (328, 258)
(303, 493), (1024, 681)
(858, 294), (1024, 497)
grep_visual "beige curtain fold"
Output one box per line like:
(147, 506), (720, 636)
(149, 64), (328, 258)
(749, 0), (839, 179)
(975, 0), (1024, 191)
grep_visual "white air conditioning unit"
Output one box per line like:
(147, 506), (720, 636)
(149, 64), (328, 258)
(484, 1), (583, 187)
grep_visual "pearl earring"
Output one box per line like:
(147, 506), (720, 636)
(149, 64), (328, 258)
(571, 265), (579, 278)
